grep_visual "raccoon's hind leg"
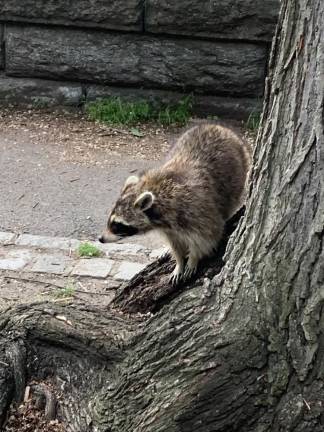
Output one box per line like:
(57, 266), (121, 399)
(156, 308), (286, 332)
(166, 235), (187, 285)
(184, 223), (224, 279)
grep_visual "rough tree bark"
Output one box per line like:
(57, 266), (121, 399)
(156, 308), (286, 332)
(0, 0), (323, 430)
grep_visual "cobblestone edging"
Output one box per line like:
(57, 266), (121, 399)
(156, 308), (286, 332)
(0, 231), (166, 282)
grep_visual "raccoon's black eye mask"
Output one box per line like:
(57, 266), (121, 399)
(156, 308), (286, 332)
(110, 221), (139, 237)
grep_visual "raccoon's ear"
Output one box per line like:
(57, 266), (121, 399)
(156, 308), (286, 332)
(134, 191), (155, 211)
(123, 175), (140, 191)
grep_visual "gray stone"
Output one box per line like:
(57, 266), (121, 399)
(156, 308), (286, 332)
(0, 74), (82, 106)
(0, 231), (15, 244)
(6, 25), (268, 97)
(98, 242), (145, 257)
(87, 84), (262, 119)
(16, 234), (80, 251)
(71, 258), (113, 278)
(114, 262), (147, 281)
(30, 253), (73, 275)
(0, 249), (31, 270)
(145, 0), (279, 42)
(0, 74), (262, 118)
(0, 0), (142, 32)
(194, 95), (263, 120)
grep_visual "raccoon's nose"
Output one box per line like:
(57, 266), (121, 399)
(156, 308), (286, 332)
(98, 235), (105, 243)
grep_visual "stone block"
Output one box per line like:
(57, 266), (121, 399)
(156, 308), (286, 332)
(16, 234), (80, 251)
(6, 25), (267, 97)
(98, 242), (145, 257)
(0, 249), (31, 271)
(30, 254), (73, 275)
(71, 258), (113, 278)
(0, 231), (15, 244)
(0, 0), (142, 32)
(194, 95), (263, 119)
(114, 262), (147, 281)
(0, 74), (83, 106)
(145, 0), (279, 42)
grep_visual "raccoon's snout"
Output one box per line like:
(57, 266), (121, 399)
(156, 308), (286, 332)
(98, 231), (121, 243)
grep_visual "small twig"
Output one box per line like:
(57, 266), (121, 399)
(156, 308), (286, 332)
(32, 202), (39, 209)
(69, 177), (80, 183)
(1, 297), (19, 302)
(55, 315), (73, 326)
(18, 193), (25, 201)
(0, 360), (9, 367)
(303, 398), (311, 411)
(4, 275), (58, 288)
(24, 385), (31, 402)
(52, 297), (74, 303)
(32, 384), (57, 420)
(4, 276), (114, 296)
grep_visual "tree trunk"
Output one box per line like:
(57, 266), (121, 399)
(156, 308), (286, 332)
(1, 0), (323, 430)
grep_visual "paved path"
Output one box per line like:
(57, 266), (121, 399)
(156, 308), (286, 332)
(0, 108), (172, 247)
(0, 129), (157, 242)
(0, 230), (166, 310)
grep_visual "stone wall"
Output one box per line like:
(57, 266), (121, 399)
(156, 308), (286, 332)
(0, 0), (280, 118)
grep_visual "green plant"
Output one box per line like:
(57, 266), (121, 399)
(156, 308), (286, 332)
(31, 97), (51, 109)
(53, 282), (75, 299)
(246, 111), (261, 132)
(85, 95), (192, 126)
(86, 97), (151, 125)
(157, 96), (193, 126)
(77, 242), (101, 258)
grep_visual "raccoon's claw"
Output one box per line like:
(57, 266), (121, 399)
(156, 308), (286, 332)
(161, 250), (172, 260)
(169, 272), (181, 286)
(169, 264), (183, 285)
(183, 267), (196, 279)
(184, 260), (198, 279)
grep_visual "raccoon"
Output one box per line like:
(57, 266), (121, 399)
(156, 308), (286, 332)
(99, 124), (251, 284)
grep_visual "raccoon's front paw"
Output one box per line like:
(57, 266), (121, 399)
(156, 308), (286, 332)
(169, 264), (184, 285)
(184, 258), (198, 279)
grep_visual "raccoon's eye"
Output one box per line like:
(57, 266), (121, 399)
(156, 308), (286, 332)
(110, 221), (139, 237)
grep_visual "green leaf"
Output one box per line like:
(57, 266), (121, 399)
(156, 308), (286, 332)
(130, 127), (145, 137)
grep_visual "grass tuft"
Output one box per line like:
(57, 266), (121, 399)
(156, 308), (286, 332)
(53, 282), (75, 299)
(246, 111), (261, 132)
(77, 242), (101, 258)
(85, 95), (193, 126)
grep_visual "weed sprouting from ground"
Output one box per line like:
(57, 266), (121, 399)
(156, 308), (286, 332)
(157, 96), (193, 125)
(85, 96), (193, 126)
(246, 111), (261, 132)
(53, 282), (75, 299)
(86, 98), (151, 125)
(78, 242), (102, 257)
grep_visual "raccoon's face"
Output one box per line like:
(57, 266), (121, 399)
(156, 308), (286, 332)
(99, 175), (158, 243)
